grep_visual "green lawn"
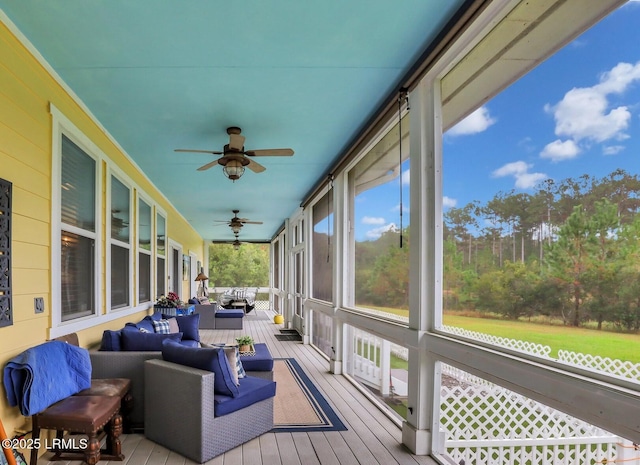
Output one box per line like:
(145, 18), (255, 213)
(356, 304), (640, 363)
(443, 314), (640, 363)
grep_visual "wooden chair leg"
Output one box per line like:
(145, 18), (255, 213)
(30, 421), (40, 465)
(84, 433), (101, 465)
(105, 414), (124, 459)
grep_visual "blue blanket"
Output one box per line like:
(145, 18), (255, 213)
(3, 341), (91, 416)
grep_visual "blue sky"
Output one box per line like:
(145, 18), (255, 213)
(351, 1), (640, 242)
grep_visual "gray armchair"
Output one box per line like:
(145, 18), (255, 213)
(144, 359), (274, 463)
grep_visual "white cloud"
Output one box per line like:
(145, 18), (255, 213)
(447, 106), (496, 136)
(540, 139), (581, 162)
(402, 169), (410, 185)
(443, 196), (457, 208)
(603, 145), (625, 156)
(492, 161), (547, 190)
(543, 61), (640, 160)
(365, 223), (398, 240)
(362, 216), (385, 225)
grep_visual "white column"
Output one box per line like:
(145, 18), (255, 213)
(402, 76), (443, 456)
(330, 171), (346, 374)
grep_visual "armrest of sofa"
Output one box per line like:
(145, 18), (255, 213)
(89, 350), (162, 429)
(193, 303), (217, 329)
(144, 359), (216, 461)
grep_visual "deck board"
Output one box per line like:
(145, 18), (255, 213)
(40, 310), (439, 465)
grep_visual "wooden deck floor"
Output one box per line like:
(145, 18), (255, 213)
(40, 310), (439, 465)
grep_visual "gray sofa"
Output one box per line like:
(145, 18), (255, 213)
(89, 349), (269, 431)
(144, 359), (274, 462)
(90, 350), (162, 430)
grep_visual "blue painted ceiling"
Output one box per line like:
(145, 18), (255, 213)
(0, 1), (467, 241)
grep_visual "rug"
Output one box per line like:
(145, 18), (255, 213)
(274, 329), (302, 342)
(272, 358), (347, 432)
(274, 334), (302, 341)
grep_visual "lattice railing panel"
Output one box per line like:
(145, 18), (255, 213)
(447, 441), (617, 465)
(558, 350), (640, 381)
(442, 325), (552, 357)
(440, 380), (613, 440)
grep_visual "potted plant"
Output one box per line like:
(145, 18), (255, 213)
(235, 335), (254, 353)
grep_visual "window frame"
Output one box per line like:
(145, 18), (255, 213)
(107, 169), (133, 311)
(51, 105), (102, 334)
(137, 193), (153, 304)
(155, 209), (167, 299)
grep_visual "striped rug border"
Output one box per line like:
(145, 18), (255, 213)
(272, 358), (347, 432)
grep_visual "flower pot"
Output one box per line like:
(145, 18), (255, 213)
(273, 314), (284, 324)
(239, 344), (252, 353)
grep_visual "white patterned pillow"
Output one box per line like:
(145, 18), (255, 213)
(152, 318), (171, 334)
(223, 347), (240, 385)
(233, 345), (246, 379)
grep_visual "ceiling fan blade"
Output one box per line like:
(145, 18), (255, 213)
(197, 159), (220, 171)
(175, 148), (224, 155)
(242, 221), (263, 225)
(246, 158), (266, 173)
(245, 148), (294, 157)
(229, 134), (245, 151)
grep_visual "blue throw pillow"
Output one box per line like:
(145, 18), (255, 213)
(161, 339), (239, 397)
(162, 312), (200, 341)
(132, 315), (156, 333)
(99, 330), (122, 351)
(121, 330), (183, 351)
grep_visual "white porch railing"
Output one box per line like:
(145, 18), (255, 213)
(346, 325), (639, 465)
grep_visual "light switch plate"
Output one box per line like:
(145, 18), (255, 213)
(34, 297), (44, 314)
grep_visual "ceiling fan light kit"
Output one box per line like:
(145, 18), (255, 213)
(175, 126), (294, 182)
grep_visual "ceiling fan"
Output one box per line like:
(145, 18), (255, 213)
(213, 210), (263, 234)
(175, 126), (294, 181)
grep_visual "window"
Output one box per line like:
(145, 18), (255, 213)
(349, 114), (410, 322)
(439, 2), (640, 391)
(312, 189), (334, 302)
(156, 212), (166, 298)
(60, 135), (97, 321)
(138, 197), (151, 303)
(110, 175), (130, 309)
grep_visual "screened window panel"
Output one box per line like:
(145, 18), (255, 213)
(111, 177), (130, 242)
(111, 244), (129, 308)
(61, 135), (95, 231)
(312, 191), (334, 302)
(138, 252), (151, 302)
(156, 256), (166, 297)
(138, 199), (151, 251)
(61, 232), (95, 320)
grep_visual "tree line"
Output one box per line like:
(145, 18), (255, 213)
(353, 169), (640, 331)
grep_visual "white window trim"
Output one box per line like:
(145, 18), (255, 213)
(106, 168), (134, 312)
(136, 192), (153, 305)
(49, 104), (152, 338)
(155, 208), (167, 300)
(168, 239), (184, 300)
(50, 104), (103, 336)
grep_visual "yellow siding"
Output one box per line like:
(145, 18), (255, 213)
(0, 19), (205, 435)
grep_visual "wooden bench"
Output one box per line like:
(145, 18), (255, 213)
(30, 395), (124, 465)
(53, 333), (133, 431)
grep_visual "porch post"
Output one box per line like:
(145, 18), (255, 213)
(330, 171), (346, 375)
(401, 76), (443, 455)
